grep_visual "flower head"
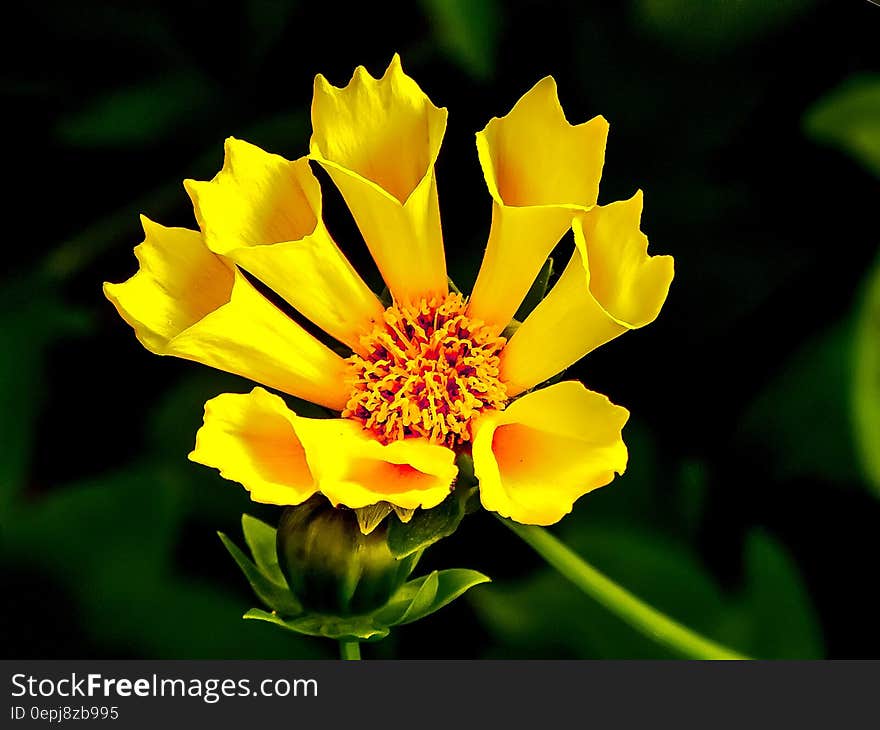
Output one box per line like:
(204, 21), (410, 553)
(104, 54), (674, 526)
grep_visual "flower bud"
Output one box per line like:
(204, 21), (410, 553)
(276, 496), (420, 616)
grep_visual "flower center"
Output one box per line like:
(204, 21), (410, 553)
(344, 293), (508, 448)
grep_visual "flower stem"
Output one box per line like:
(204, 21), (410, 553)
(499, 517), (750, 660)
(339, 639), (361, 660)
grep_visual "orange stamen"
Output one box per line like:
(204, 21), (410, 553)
(343, 293), (508, 448)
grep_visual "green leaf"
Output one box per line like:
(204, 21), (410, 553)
(372, 569), (491, 627)
(241, 514), (286, 585)
(420, 0), (501, 80)
(218, 532), (301, 617)
(370, 572), (432, 626)
(97, 576), (324, 659)
(0, 276), (91, 511)
(632, 0), (816, 56)
(733, 531), (823, 659)
(739, 320), (861, 485)
(514, 257), (553, 321)
(1, 463), (322, 658)
(249, 568), (491, 638)
(804, 74), (880, 177)
(387, 487), (472, 558)
(55, 72), (216, 147)
(2, 463), (179, 579)
(852, 253), (880, 496)
(395, 571), (440, 625)
(395, 569), (491, 626)
(244, 608), (389, 642)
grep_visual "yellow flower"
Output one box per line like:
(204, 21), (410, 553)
(103, 55), (674, 526)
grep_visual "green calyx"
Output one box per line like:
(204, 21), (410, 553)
(218, 496), (490, 643)
(276, 496), (420, 616)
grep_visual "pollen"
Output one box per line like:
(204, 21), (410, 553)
(343, 293), (508, 448)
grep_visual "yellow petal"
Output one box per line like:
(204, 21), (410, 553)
(190, 387), (458, 510)
(500, 192), (674, 396)
(310, 54), (448, 304)
(467, 77), (609, 333)
(185, 139), (384, 351)
(103, 217), (351, 409)
(297, 420), (459, 511)
(478, 77), (608, 208)
(189, 388), (317, 505)
(467, 204), (574, 333)
(472, 381), (629, 525)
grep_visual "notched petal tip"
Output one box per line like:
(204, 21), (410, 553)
(103, 217), (235, 353)
(309, 54), (448, 304)
(500, 191), (674, 396)
(468, 78), (611, 332)
(105, 217), (352, 410)
(576, 190), (675, 331)
(309, 54), (447, 203)
(185, 139), (384, 351)
(185, 138), (320, 254)
(477, 76), (609, 208)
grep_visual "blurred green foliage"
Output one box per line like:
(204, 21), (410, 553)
(741, 321), (861, 486)
(632, 0), (817, 55)
(805, 74), (880, 498)
(473, 527), (822, 659)
(2, 0), (879, 659)
(0, 276), (92, 512)
(805, 74), (880, 178)
(55, 72), (218, 148)
(853, 255), (880, 497)
(719, 71), (880, 502)
(1, 349), (325, 656)
(419, 0), (500, 80)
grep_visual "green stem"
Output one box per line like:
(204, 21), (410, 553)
(339, 639), (361, 660)
(500, 517), (750, 660)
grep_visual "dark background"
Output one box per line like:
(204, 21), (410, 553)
(2, 0), (878, 659)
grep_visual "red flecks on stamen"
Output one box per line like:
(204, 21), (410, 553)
(343, 293), (508, 448)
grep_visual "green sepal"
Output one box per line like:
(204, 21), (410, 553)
(387, 485), (474, 558)
(515, 256), (554, 321)
(370, 571), (432, 625)
(455, 454), (483, 513)
(243, 608), (390, 642)
(224, 511), (490, 642)
(500, 319), (521, 340)
(456, 451), (476, 488)
(241, 570), (489, 640)
(391, 571), (440, 624)
(377, 569), (492, 626)
(217, 531), (302, 617)
(241, 514), (286, 585)
(378, 285), (393, 308)
(400, 568), (491, 625)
